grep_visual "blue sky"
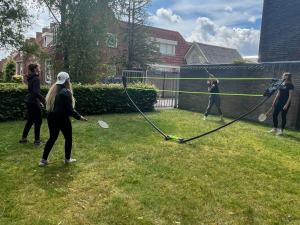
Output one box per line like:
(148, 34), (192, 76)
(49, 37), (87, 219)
(148, 0), (263, 56)
(1, 0), (263, 58)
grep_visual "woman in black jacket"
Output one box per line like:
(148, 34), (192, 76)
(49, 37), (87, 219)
(20, 63), (46, 145)
(39, 72), (86, 167)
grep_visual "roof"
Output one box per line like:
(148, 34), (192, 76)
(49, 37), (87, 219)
(119, 21), (190, 66)
(194, 42), (242, 64)
(152, 27), (190, 66)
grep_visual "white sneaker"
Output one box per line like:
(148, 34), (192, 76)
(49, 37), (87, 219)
(276, 130), (284, 136)
(65, 158), (76, 164)
(203, 116), (207, 121)
(220, 115), (223, 120)
(268, 128), (277, 133)
(39, 159), (49, 167)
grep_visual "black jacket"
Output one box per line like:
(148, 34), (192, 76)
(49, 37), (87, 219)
(25, 74), (45, 103)
(52, 87), (81, 120)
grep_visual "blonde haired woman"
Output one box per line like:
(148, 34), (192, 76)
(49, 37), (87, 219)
(39, 72), (86, 167)
(268, 72), (294, 136)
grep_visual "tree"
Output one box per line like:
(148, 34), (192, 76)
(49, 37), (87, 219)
(231, 59), (253, 64)
(4, 58), (17, 82)
(0, 0), (34, 50)
(117, 0), (161, 70)
(38, 0), (120, 83)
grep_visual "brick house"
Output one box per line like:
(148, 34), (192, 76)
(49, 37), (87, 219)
(0, 25), (58, 84)
(106, 22), (191, 75)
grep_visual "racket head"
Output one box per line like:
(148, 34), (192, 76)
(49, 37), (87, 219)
(258, 114), (267, 122)
(97, 120), (109, 129)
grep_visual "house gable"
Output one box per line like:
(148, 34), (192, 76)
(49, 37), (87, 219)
(184, 42), (208, 65)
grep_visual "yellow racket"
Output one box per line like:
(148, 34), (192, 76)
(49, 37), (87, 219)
(258, 107), (273, 122)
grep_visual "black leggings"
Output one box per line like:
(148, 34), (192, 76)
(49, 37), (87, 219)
(42, 113), (72, 160)
(22, 103), (42, 141)
(273, 102), (290, 130)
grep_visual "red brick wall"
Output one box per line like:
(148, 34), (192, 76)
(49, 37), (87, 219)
(179, 63), (300, 128)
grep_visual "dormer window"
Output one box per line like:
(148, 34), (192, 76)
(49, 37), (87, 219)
(160, 43), (175, 55)
(42, 32), (53, 47)
(156, 38), (177, 56)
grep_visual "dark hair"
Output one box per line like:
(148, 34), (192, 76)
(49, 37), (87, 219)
(28, 63), (40, 73)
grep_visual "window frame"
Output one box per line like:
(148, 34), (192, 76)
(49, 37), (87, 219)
(107, 33), (118, 48)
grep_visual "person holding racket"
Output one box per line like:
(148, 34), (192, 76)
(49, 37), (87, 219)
(268, 72), (294, 135)
(20, 63), (46, 146)
(203, 72), (223, 121)
(39, 72), (87, 167)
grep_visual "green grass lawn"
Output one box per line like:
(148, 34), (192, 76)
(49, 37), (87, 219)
(0, 109), (300, 225)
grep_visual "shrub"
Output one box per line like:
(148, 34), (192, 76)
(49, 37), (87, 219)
(0, 83), (158, 122)
(4, 59), (17, 82)
(231, 59), (253, 64)
(12, 75), (24, 84)
(0, 83), (19, 87)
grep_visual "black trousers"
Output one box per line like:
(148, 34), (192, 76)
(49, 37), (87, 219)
(43, 113), (72, 160)
(205, 95), (223, 117)
(273, 102), (291, 130)
(22, 102), (42, 141)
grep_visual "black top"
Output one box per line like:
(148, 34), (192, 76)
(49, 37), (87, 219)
(52, 87), (81, 120)
(208, 80), (219, 94)
(25, 74), (46, 103)
(278, 83), (294, 104)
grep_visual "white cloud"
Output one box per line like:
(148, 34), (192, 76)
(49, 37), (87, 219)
(248, 16), (256, 23)
(186, 17), (260, 55)
(224, 6), (233, 12)
(153, 8), (182, 23)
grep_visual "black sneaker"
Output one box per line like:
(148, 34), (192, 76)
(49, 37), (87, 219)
(19, 139), (29, 144)
(34, 140), (46, 146)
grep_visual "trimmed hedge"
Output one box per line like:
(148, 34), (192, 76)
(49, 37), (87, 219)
(0, 83), (158, 122)
(0, 83), (19, 87)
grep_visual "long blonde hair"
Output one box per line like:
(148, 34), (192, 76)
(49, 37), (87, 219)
(283, 72), (293, 85)
(46, 79), (75, 111)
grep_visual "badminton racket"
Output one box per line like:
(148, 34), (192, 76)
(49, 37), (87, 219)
(84, 119), (109, 129)
(258, 107), (273, 122)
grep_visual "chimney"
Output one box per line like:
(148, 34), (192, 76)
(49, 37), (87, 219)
(42, 27), (50, 34)
(36, 32), (42, 39)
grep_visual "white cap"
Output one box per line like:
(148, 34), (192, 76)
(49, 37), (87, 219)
(56, 72), (70, 84)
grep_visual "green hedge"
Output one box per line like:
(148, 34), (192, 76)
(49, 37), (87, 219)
(0, 83), (158, 122)
(0, 83), (19, 86)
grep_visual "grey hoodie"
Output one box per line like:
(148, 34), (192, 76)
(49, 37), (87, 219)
(25, 74), (45, 104)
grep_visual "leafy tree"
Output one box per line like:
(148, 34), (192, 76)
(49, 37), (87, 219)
(0, 0), (34, 50)
(4, 58), (17, 82)
(38, 0), (121, 83)
(117, 0), (161, 70)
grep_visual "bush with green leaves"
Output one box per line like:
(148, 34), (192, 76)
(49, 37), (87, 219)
(12, 75), (24, 84)
(4, 59), (17, 82)
(231, 59), (253, 64)
(0, 83), (158, 122)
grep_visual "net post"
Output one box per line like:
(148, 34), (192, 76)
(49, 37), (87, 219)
(174, 72), (179, 108)
(178, 138), (184, 144)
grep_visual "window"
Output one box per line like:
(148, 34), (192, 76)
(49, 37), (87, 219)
(20, 62), (23, 75)
(44, 37), (47, 47)
(45, 60), (52, 84)
(53, 27), (58, 45)
(107, 33), (117, 48)
(160, 43), (175, 55)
